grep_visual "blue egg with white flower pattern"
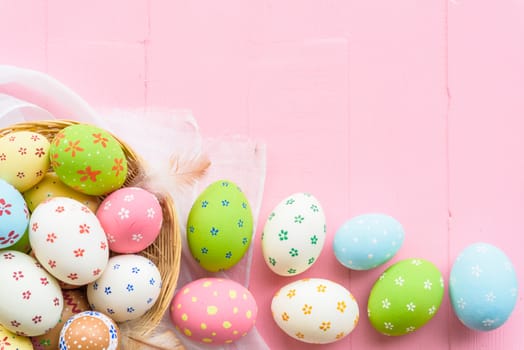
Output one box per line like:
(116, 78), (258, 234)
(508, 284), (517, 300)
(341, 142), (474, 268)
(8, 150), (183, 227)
(449, 242), (518, 331)
(333, 213), (404, 270)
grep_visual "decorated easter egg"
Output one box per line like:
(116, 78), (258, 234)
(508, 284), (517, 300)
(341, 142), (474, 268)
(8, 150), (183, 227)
(0, 179), (29, 249)
(261, 193), (326, 276)
(0, 227), (30, 253)
(333, 213), (404, 270)
(0, 131), (50, 192)
(187, 180), (253, 272)
(24, 172), (100, 213)
(59, 311), (120, 350)
(0, 251), (63, 336)
(87, 254), (162, 322)
(96, 187), (163, 253)
(271, 278), (359, 344)
(32, 289), (90, 350)
(368, 258), (444, 336)
(0, 324), (33, 349)
(449, 242), (518, 331)
(48, 124), (127, 196)
(29, 197), (109, 286)
(170, 277), (257, 345)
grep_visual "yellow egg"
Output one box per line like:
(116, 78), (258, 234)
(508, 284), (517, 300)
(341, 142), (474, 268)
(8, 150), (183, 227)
(0, 321), (35, 349)
(24, 172), (100, 212)
(0, 131), (50, 192)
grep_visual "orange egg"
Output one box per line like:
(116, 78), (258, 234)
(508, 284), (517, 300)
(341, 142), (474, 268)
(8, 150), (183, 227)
(59, 311), (120, 350)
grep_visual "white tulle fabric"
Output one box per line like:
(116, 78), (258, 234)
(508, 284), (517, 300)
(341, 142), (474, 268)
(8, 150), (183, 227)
(0, 65), (269, 350)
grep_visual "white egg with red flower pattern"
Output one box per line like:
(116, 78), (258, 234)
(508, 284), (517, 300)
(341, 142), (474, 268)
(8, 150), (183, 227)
(87, 254), (162, 322)
(96, 187), (163, 253)
(0, 251), (63, 337)
(29, 197), (109, 286)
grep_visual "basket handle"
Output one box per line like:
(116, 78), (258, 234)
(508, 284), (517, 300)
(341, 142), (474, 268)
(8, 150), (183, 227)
(0, 65), (100, 124)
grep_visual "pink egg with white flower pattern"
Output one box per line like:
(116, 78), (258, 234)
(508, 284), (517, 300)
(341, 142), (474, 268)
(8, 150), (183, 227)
(29, 197), (109, 286)
(96, 187), (163, 253)
(170, 278), (258, 345)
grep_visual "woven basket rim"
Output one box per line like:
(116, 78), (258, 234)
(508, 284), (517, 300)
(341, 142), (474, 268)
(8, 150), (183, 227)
(0, 119), (182, 338)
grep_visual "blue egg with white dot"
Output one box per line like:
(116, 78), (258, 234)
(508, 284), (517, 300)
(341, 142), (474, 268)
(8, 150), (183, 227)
(449, 242), (518, 331)
(333, 213), (404, 270)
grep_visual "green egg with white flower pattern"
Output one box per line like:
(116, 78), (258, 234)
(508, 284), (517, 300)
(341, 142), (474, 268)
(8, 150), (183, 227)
(187, 180), (253, 272)
(367, 258), (444, 336)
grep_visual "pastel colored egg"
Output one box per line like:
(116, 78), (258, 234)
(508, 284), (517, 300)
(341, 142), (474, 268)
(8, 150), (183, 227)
(333, 213), (404, 270)
(0, 227), (30, 253)
(0, 131), (50, 192)
(187, 180), (253, 272)
(31, 289), (90, 350)
(59, 311), (120, 350)
(29, 197), (109, 286)
(449, 242), (518, 331)
(87, 254), (162, 322)
(261, 193), (326, 276)
(170, 277), (257, 345)
(24, 172), (100, 213)
(0, 179), (29, 249)
(96, 187), (163, 253)
(0, 324), (33, 350)
(0, 250), (63, 336)
(271, 278), (359, 344)
(48, 124), (127, 196)
(367, 258), (444, 336)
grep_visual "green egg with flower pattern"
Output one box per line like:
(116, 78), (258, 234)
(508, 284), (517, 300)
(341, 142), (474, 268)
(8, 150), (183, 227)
(367, 258), (444, 336)
(187, 180), (253, 272)
(48, 124), (127, 196)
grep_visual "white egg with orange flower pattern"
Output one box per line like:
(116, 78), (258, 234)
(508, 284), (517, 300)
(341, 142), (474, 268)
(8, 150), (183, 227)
(271, 278), (359, 344)
(29, 197), (109, 286)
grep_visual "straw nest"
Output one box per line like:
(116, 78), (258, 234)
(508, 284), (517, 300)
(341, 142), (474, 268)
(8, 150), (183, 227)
(0, 119), (182, 340)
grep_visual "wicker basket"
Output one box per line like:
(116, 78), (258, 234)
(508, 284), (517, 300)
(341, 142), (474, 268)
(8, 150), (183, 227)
(0, 119), (182, 339)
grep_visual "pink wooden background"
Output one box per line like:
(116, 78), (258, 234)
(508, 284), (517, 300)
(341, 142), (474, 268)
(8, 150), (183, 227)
(1, 1), (523, 349)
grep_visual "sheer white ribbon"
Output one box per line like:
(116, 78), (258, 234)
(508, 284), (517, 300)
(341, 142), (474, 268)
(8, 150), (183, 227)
(0, 65), (269, 350)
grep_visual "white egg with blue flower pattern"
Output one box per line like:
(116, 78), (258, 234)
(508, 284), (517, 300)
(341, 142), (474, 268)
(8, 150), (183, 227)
(262, 193), (326, 276)
(87, 254), (162, 322)
(449, 242), (518, 331)
(333, 213), (404, 270)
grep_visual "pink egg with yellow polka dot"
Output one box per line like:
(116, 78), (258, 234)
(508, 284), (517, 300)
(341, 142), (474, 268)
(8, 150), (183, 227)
(170, 277), (258, 345)
(96, 187), (162, 253)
